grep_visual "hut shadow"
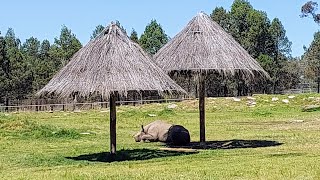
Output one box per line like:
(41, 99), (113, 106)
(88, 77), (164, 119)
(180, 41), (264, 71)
(66, 148), (198, 163)
(166, 139), (283, 149)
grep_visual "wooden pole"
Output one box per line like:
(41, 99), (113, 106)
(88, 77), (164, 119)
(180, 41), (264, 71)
(109, 93), (117, 154)
(199, 74), (206, 145)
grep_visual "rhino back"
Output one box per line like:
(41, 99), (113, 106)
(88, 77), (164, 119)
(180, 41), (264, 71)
(144, 120), (172, 142)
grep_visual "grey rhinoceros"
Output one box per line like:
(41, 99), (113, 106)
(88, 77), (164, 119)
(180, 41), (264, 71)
(134, 120), (190, 146)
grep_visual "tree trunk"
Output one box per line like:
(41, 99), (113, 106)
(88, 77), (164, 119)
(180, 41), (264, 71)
(273, 80), (277, 94)
(110, 93), (117, 154)
(199, 75), (206, 145)
(5, 96), (9, 112)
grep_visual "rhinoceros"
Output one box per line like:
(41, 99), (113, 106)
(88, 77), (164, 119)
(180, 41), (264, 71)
(134, 120), (190, 146)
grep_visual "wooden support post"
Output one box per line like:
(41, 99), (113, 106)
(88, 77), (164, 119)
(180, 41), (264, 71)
(109, 93), (117, 154)
(316, 76), (320, 93)
(199, 74), (206, 146)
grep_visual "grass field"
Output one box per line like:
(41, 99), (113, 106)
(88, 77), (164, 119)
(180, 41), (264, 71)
(1, 94), (320, 179)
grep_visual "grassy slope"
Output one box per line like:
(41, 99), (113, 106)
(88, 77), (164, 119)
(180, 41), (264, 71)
(1, 94), (320, 179)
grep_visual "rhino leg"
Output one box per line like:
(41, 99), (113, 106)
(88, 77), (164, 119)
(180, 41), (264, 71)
(140, 134), (157, 142)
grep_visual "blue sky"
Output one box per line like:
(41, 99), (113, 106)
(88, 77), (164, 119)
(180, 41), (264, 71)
(1, 0), (319, 57)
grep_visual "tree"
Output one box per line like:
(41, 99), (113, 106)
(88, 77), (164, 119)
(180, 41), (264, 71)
(21, 38), (55, 93)
(0, 28), (33, 108)
(91, 21), (126, 40)
(39, 40), (50, 60)
(210, 7), (230, 31)
(21, 37), (40, 58)
(301, 1), (320, 24)
(269, 18), (292, 57)
(0, 32), (6, 103)
(266, 18), (293, 93)
(130, 29), (139, 44)
(229, 0), (253, 45)
(37, 40), (55, 90)
(245, 9), (271, 58)
(91, 25), (104, 40)
(139, 20), (169, 55)
(303, 31), (320, 93)
(49, 25), (82, 70)
(115, 20), (127, 34)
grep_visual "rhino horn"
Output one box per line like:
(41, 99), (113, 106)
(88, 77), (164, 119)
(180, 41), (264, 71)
(141, 125), (144, 132)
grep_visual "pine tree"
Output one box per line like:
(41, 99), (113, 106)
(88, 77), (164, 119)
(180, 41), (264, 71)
(303, 31), (320, 92)
(91, 25), (104, 40)
(139, 20), (169, 55)
(1, 28), (33, 107)
(50, 25), (82, 70)
(130, 29), (139, 44)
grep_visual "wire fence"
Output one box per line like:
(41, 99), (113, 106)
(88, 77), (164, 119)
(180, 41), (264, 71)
(0, 98), (192, 113)
(0, 88), (318, 113)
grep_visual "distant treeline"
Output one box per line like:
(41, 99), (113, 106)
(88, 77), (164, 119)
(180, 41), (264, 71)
(0, 0), (317, 107)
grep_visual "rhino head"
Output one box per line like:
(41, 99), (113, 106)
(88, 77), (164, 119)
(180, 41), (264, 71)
(134, 125), (146, 142)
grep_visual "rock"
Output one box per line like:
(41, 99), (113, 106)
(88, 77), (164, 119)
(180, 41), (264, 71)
(80, 132), (92, 135)
(272, 97), (279, 101)
(147, 114), (157, 117)
(167, 104), (178, 109)
(290, 120), (304, 123)
(208, 97), (217, 100)
(282, 99), (289, 104)
(288, 95), (295, 99)
(302, 105), (320, 112)
(232, 97), (241, 102)
(247, 101), (256, 105)
(247, 96), (256, 100)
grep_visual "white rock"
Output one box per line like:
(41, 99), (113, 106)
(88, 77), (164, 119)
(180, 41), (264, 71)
(208, 97), (217, 100)
(308, 97), (315, 99)
(282, 99), (289, 104)
(167, 104), (178, 109)
(290, 120), (304, 123)
(272, 97), (279, 101)
(288, 95), (295, 99)
(147, 114), (157, 117)
(80, 132), (91, 135)
(247, 96), (256, 100)
(233, 97), (241, 102)
(249, 101), (257, 105)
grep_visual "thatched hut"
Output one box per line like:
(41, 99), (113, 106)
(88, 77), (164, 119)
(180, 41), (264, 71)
(37, 22), (185, 154)
(154, 12), (269, 145)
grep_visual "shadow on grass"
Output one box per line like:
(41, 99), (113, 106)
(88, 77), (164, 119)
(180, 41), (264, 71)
(167, 139), (283, 149)
(66, 148), (198, 163)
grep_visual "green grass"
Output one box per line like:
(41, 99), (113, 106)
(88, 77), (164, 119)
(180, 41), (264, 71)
(1, 93), (320, 179)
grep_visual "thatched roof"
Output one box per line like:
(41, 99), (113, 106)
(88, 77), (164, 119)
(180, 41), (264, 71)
(154, 12), (269, 78)
(37, 23), (186, 98)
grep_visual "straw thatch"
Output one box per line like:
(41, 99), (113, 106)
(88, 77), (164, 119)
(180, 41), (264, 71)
(154, 12), (269, 78)
(37, 23), (186, 99)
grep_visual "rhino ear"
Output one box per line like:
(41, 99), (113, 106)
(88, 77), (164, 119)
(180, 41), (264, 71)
(141, 125), (144, 132)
